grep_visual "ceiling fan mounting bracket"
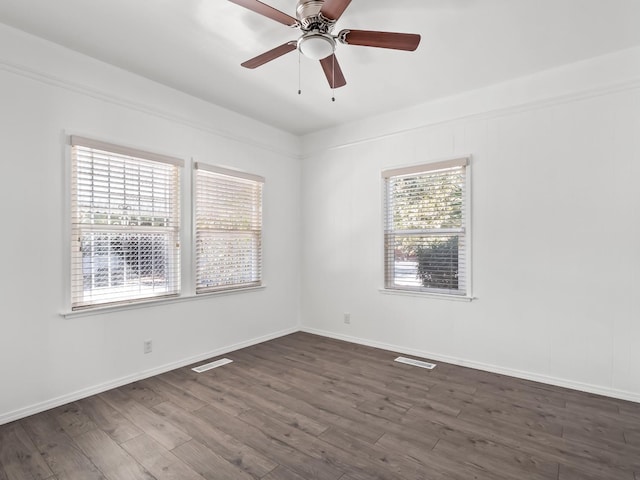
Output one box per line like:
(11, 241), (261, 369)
(336, 29), (349, 44)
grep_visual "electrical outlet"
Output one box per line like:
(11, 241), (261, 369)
(143, 340), (153, 354)
(344, 313), (351, 324)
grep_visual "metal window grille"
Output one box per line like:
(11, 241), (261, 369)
(70, 136), (182, 309)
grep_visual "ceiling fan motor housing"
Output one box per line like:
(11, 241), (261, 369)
(296, 0), (335, 32)
(296, 0), (337, 60)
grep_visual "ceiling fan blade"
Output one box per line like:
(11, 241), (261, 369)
(319, 0), (352, 21)
(339, 29), (421, 51)
(319, 54), (347, 88)
(228, 0), (298, 27)
(241, 42), (297, 69)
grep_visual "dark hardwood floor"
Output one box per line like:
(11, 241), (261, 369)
(1, 332), (639, 479)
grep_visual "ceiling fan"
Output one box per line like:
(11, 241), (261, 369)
(228, 0), (421, 89)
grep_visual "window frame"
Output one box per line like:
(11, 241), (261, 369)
(193, 162), (264, 295)
(68, 136), (184, 311)
(382, 156), (472, 299)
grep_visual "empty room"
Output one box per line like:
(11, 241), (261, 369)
(0, 0), (639, 479)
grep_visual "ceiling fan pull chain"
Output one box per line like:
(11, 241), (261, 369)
(331, 54), (336, 102)
(298, 50), (302, 95)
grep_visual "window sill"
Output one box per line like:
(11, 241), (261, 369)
(379, 288), (474, 302)
(61, 285), (266, 319)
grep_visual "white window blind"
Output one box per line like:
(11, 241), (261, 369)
(194, 163), (263, 293)
(70, 136), (182, 310)
(383, 157), (469, 296)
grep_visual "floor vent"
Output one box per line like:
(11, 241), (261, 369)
(394, 356), (436, 370)
(192, 358), (233, 373)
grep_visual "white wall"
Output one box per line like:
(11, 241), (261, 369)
(300, 47), (640, 402)
(0, 24), (301, 423)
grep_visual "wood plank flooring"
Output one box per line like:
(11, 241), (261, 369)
(1, 332), (639, 479)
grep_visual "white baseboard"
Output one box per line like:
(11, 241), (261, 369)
(0, 326), (298, 426)
(4, 324), (638, 426)
(300, 326), (640, 405)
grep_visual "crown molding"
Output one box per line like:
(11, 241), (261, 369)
(0, 58), (301, 160)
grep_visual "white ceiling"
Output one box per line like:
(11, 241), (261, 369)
(1, 0), (640, 135)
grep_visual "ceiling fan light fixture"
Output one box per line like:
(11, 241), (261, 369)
(298, 33), (335, 60)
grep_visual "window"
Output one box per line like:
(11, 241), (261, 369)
(70, 136), (182, 310)
(383, 157), (469, 296)
(194, 163), (263, 293)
